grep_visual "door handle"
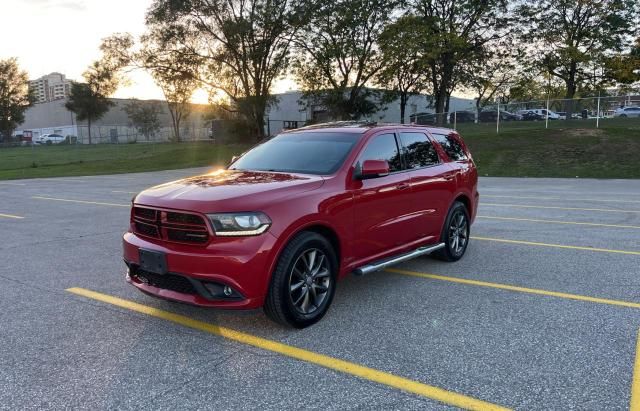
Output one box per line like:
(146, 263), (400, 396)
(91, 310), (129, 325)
(396, 183), (410, 190)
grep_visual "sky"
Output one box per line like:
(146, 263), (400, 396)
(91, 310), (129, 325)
(0, 0), (298, 103)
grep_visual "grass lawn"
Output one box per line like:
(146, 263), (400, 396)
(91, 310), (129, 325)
(0, 142), (250, 180)
(0, 118), (639, 180)
(457, 118), (640, 178)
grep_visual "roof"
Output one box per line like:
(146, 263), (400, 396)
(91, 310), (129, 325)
(287, 121), (457, 135)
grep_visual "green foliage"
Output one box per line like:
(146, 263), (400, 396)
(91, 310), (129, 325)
(518, 0), (640, 99)
(293, 0), (397, 120)
(375, 16), (430, 123)
(0, 58), (32, 141)
(123, 99), (163, 140)
(411, 0), (511, 122)
(65, 60), (120, 144)
(142, 31), (197, 142)
(65, 82), (113, 123)
(144, 0), (304, 139)
(606, 37), (640, 87)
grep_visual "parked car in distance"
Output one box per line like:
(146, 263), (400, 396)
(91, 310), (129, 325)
(614, 106), (640, 118)
(35, 133), (66, 145)
(478, 110), (521, 122)
(409, 112), (436, 125)
(517, 109), (560, 120)
(124, 122), (479, 328)
(449, 111), (475, 123)
(519, 110), (546, 121)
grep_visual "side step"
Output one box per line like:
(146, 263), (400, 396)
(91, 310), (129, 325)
(353, 243), (445, 276)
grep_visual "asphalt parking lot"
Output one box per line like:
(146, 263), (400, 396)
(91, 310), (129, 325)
(1, 169), (640, 410)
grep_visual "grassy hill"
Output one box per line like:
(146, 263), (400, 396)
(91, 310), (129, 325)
(457, 118), (640, 179)
(0, 118), (639, 180)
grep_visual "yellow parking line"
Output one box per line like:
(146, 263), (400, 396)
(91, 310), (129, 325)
(477, 215), (640, 230)
(32, 196), (129, 207)
(481, 203), (640, 214)
(631, 330), (640, 411)
(482, 195), (640, 204)
(66, 287), (509, 411)
(472, 236), (640, 256)
(386, 268), (640, 310)
(0, 213), (24, 219)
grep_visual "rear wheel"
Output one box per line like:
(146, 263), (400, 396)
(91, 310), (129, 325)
(434, 201), (470, 262)
(264, 231), (337, 328)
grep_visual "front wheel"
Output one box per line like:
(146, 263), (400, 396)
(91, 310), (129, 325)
(434, 201), (470, 262)
(264, 231), (338, 328)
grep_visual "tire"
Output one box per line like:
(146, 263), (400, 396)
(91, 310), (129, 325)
(620, 114), (627, 118)
(45, 140), (52, 145)
(264, 231), (338, 328)
(434, 201), (470, 262)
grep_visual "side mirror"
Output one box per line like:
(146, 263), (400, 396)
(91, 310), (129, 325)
(359, 159), (390, 179)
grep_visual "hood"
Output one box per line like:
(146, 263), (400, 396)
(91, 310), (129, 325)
(134, 169), (324, 213)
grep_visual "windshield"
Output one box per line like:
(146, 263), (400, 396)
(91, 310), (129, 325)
(230, 132), (361, 175)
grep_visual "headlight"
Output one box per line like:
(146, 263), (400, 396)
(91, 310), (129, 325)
(207, 212), (271, 236)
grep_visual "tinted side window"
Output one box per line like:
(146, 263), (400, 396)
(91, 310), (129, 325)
(399, 132), (439, 168)
(432, 133), (468, 161)
(359, 134), (402, 172)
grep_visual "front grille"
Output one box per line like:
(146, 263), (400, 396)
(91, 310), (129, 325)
(134, 269), (197, 295)
(132, 206), (210, 245)
(135, 221), (159, 238)
(166, 228), (209, 243)
(166, 212), (205, 225)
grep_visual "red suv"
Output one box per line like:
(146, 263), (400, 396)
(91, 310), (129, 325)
(123, 123), (478, 327)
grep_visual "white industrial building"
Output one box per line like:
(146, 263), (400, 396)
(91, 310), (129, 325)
(264, 90), (475, 135)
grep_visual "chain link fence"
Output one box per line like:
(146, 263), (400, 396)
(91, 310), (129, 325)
(410, 95), (640, 133)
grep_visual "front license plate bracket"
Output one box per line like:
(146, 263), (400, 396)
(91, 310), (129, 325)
(139, 249), (168, 274)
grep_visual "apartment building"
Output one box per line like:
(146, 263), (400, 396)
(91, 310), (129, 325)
(29, 72), (72, 103)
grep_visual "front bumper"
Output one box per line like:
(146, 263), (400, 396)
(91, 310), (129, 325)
(123, 231), (279, 309)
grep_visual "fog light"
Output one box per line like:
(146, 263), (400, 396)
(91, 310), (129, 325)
(223, 286), (233, 296)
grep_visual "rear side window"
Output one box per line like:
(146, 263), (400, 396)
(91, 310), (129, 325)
(432, 134), (468, 161)
(359, 133), (402, 172)
(399, 132), (439, 168)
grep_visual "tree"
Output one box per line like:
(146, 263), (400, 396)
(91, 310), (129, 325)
(99, 32), (196, 142)
(412, 0), (510, 124)
(143, 0), (304, 140)
(0, 58), (32, 142)
(519, 0), (639, 113)
(375, 16), (429, 124)
(607, 37), (640, 87)
(467, 45), (519, 113)
(293, 0), (397, 121)
(140, 33), (198, 142)
(65, 61), (119, 144)
(123, 99), (162, 140)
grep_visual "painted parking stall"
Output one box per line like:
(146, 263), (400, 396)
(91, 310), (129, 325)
(1, 170), (640, 409)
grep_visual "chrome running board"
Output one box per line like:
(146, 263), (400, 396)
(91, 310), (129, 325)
(353, 243), (445, 276)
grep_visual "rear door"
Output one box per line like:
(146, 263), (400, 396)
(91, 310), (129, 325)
(351, 132), (419, 261)
(431, 132), (474, 186)
(397, 130), (457, 238)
